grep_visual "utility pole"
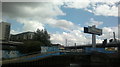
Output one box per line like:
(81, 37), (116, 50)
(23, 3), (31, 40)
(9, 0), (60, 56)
(65, 39), (67, 46)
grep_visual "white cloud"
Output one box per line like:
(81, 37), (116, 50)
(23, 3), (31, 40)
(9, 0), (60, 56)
(92, 4), (118, 16)
(10, 30), (20, 34)
(99, 26), (118, 40)
(3, 2), (65, 33)
(64, 0), (119, 17)
(2, 2), (119, 46)
(85, 18), (103, 27)
(2, 0), (65, 2)
(64, 0), (90, 9)
(17, 19), (44, 32)
(2, 1), (119, 18)
(89, 0), (119, 4)
(0, 2), (2, 22)
(50, 30), (90, 46)
(51, 26), (118, 46)
(85, 1), (119, 17)
(3, 2), (119, 34)
(47, 18), (80, 31)
(3, 2), (65, 19)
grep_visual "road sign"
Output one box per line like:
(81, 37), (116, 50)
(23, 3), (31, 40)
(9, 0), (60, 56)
(84, 25), (102, 48)
(84, 26), (102, 35)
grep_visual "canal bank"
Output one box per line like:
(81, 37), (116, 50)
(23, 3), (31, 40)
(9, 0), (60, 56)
(2, 51), (120, 67)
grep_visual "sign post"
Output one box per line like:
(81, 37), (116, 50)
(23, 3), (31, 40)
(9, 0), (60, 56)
(84, 25), (102, 48)
(91, 25), (96, 48)
(92, 34), (96, 48)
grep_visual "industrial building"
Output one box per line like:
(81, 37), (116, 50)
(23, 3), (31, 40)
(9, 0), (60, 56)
(10, 32), (35, 41)
(0, 22), (11, 41)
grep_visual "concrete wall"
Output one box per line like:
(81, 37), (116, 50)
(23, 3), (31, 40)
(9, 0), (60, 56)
(41, 46), (59, 53)
(2, 50), (22, 59)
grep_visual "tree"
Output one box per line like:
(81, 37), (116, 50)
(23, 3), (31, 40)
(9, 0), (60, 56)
(33, 29), (51, 46)
(17, 29), (51, 54)
(42, 29), (51, 45)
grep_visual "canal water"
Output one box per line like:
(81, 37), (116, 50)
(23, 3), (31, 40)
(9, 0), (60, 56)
(38, 64), (82, 67)
(69, 63), (81, 67)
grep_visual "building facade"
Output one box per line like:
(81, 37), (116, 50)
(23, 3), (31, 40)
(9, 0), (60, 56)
(0, 22), (11, 41)
(10, 32), (35, 41)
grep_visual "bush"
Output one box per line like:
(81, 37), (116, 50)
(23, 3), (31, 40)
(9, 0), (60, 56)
(17, 41), (43, 54)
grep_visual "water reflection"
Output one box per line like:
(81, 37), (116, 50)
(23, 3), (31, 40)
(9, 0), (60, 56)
(69, 63), (81, 67)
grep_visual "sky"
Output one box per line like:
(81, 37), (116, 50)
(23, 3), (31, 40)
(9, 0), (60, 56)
(1, 0), (120, 46)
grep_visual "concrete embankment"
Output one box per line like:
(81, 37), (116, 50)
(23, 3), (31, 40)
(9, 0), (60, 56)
(1, 52), (120, 67)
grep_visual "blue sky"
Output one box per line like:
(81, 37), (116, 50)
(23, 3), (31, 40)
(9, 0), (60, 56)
(2, 1), (119, 46)
(58, 7), (118, 27)
(45, 7), (118, 34)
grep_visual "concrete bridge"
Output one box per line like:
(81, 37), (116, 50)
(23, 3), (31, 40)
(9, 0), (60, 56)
(65, 42), (120, 49)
